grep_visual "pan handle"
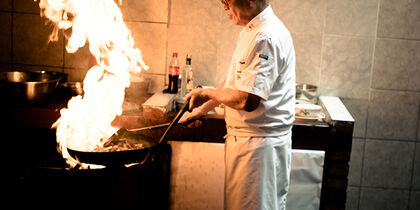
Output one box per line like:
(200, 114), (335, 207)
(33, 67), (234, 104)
(158, 99), (190, 144)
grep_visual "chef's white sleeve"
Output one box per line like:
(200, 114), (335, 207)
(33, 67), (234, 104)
(234, 37), (279, 101)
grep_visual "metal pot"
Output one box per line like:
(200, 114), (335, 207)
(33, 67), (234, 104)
(296, 83), (318, 104)
(58, 81), (84, 97)
(0, 71), (65, 105)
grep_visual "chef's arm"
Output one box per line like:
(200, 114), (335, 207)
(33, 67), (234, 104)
(206, 87), (261, 112)
(188, 79), (261, 112)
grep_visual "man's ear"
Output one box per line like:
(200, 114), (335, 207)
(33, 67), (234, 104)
(249, 0), (256, 7)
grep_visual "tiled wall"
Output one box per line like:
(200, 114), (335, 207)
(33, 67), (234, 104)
(1, 0), (419, 209)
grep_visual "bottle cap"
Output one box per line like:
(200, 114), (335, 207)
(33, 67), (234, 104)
(173, 52), (178, 57)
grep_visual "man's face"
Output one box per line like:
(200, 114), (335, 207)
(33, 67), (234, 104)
(222, 0), (251, 26)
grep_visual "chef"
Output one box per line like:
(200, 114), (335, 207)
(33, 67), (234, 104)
(179, 0), (295, 209)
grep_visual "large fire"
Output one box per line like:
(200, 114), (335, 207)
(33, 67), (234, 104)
(37, 0), (148, 167)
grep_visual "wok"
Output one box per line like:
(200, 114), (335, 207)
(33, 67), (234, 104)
(67, 99), (190, 166)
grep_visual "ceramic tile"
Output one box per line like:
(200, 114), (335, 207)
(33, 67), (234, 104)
(345, 187), (359, 210)
(12, 64), (63, 73)
(409, 191), (420, 210)
(412, 144), (420, 190)
(377, 0), (420, 39)
(418, 108), (420, 141)
(64, 68), (88, 82)
(320, 35), (374, 100)
(361, 139), (415, 189)
(372, 38), (420, 92)
(167, 24), (218, 87)
(13, 13), (64, 67)
(292, 33), (322, 86)
(13, 0), (39, 14)
(0, 63), (11, 72)
(120, 0), (168, 23)
(348, 138), (364, 186)
(170, 0), (223, 26)
(140, 73), (165, 94)
(64, 43), (91, 70)
(325, 0), (379, 37)
(0, 0), (12, 12)
(216, 23), (242, 86)
(0, 12), (11, 64)
(271, 0), (326, 35)
(366, 90), (420, 141)
(123, 22), (167, 75)
(359, 188), (410, 210)
(342, 98), (368, 138)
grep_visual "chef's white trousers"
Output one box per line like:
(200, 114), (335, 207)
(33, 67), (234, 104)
(224, 132), (292, 210)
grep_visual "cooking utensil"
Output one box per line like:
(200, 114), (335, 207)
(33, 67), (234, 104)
(0, 71), (65, 105)
(108, 122), (171, 142)
(66, 99), (190, 166)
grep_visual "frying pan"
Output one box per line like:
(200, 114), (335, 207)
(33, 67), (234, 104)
(67, 99), (190, 166)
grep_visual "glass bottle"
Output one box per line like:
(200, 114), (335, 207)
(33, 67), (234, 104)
(165, 52), (179, 94)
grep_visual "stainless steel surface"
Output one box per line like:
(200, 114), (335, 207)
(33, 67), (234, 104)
(0, 71), (64, 104)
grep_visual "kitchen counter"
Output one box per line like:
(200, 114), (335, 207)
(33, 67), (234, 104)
(2, 95), (353, 210)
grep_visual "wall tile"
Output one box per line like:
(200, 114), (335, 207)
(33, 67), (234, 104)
(0, 63), (12, 72)
(13, 64), (63, 73)
(272, 0), (326, 35)
(418, 107), (420, 141)
(325, 0), (379, 37)
(359, 188), (409, 210)
(64, 68), (87, 82)
(141, 74), (165, 94)
(377, 0), (420, 39)
(410, 191), (420, 210)
(348, 138), (364, 186)
(292, 33), (322, 86)
(216, 23), (242, 86)
(320, 35), (374, 99)
(366, 90), (420, 141)
(372, 38), (420, 92)
(13, 0), (39, 14)
(345, 186), (359, 210)
(170, 0), (223, 26)
(13, 13), (64, 67)
(412, 144), (420, 190)
(0, 12), (11, 64)
(362, 139), (415, 189)
(342, 98), (368, 138)
(64, 43), (91, 70)
(120, 0), (168, 23)
(167, 24), (218, 87)
(0, 0), (12, 12)
(125, 21), (167, 75)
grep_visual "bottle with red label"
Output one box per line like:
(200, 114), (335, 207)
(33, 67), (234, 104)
(164, 52), (180, 94)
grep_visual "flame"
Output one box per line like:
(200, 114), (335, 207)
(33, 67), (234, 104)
(38, 0), (148, 167)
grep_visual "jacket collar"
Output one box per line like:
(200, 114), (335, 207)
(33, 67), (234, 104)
(244, 5), (274, 32)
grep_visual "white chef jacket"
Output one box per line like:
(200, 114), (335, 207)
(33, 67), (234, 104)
(223, 5), (295, 210)
(223, 5), (296, 137)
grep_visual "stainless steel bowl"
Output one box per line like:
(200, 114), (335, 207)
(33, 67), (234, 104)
(0, 71), (64, 105)
(296, 83), (318, 103)
(59, 81), (84, 97)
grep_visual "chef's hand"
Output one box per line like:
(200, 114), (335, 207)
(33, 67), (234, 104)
(179, 106), (206, 127)
(185, 88), (211, 111)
